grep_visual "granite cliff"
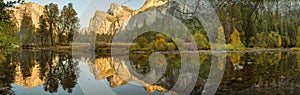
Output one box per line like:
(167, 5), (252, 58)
(7, 2), (46, 29)
(88, 0), (168, 35)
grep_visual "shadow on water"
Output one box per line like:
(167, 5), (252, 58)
(0, 50), (300, 94)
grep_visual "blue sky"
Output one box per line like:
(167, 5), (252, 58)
(22, 0), (146, 27)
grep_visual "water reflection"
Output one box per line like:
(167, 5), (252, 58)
(1, 50), (80, 94)
(0, 50), (300, 94)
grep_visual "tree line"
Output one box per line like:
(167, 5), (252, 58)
(20, 3), (80, 47)
(101, 0), (300, 51)
(210, 0), (300, 49)
(172, 0), (300, 50)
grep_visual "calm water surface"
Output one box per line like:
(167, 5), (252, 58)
(1, 50), (300, 95)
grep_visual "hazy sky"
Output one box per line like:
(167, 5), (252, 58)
(23, 0), (146, 27)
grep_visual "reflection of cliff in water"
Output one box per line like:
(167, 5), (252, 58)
(3, 50), (300, 94)
(10, 50), (80, 94)
(89, 56), (168, 93)
(90, 52), (300, 95)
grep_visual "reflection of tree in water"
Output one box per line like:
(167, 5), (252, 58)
(6, 50), (79, 94)
(129, 54), (151, 74)
(218, 52), (300, 95)
(44, 52), (79, 93)
(127, 52), (300, 94)
(0, 54), (16, 94)
(60, 52), (79, 93)
(37, 50), (52, 80)
(19, 50), (35, 79)
(43, 51), (59, 93)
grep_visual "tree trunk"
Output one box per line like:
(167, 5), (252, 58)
(50, 23), (54, 46)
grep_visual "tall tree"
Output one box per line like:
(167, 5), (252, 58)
(37, 15), (49, 46)
(45, 3), (59, 46)
(0, 0), (24, 52)
(20, 12), (35, 45)
(58, 3), (79, 44)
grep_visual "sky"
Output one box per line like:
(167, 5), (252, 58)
(21, 0), (146, 27)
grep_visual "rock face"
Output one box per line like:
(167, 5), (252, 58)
(88, 4), (133, 35)
(88, 0), (168, 35)
(7, 2), (46, 29)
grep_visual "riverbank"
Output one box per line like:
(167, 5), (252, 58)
(20, 45), (72, 52)
(18, 45), (300, 54)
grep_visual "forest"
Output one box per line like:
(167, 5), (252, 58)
(127, 0), (300, 52)
(0, 0), (80, 53)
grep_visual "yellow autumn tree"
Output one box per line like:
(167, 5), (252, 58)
(216, 26), (226, 44)
(212, 26), (226, 50)
(227, 29), (245, 50)
(230, 29), (242, 45)
(155, 38), (167, 51)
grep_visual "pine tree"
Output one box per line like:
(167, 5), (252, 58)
(37, 15), (49, 46)
(20, 13), (35, 45)
(45, 3), (59, 46)
(59, 3), (79, 44)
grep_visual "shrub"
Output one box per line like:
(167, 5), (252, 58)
(193, 33), (210, 50)
(155, 38), (167, 51)
(137, 37), (148, 48)
(167, 43), (176, 51)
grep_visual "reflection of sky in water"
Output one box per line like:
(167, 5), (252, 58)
(12, 83), (84, 95)
(11, 61), (167, 95)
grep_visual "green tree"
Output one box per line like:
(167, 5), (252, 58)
(297, 26), (300, 47)
(137, 36), (148, 48)
(0, 22), (18, 52)
(58, 3), (79, 44)
(45, 3), (59, 46)
(0, 0), (24, 53)
(37, 15), (49, 46)
(20, 13), (35, 45)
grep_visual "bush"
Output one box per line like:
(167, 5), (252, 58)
(226, 43), (245, 50)
(137, 37), (148, 48)
(193, 33), (210, 50)
(167, 43), (177, 51)
(155, 38), (167, 51)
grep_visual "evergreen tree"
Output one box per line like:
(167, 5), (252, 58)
(45, 3), (59, 46)
(59, 3), (79, 44)
(37, 15), (49, 46)
(20, 13), (35, 45)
